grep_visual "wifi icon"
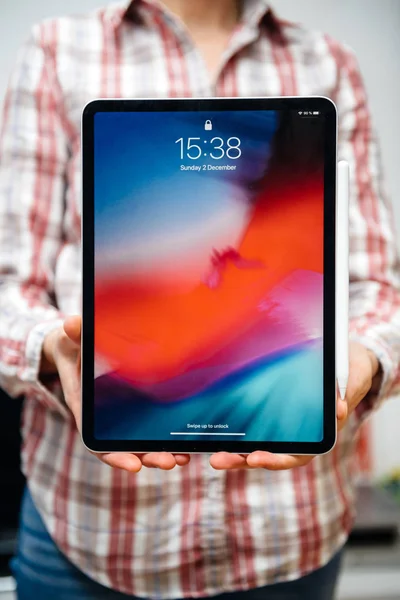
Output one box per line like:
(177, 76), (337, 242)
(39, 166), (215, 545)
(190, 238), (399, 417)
(298, 111), (303, 115)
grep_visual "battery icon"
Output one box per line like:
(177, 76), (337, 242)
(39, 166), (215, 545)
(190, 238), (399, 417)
(313, 111), (320, 115)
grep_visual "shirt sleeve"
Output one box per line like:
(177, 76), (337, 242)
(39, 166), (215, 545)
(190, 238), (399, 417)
(0, 24), (69, 417)
(331, 38), (400, 422)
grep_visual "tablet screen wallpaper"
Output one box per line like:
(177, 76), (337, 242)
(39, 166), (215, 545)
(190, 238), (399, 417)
(93, 110), (325, 442)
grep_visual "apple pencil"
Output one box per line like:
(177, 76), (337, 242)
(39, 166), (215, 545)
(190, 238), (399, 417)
(336, 161), (349, 400)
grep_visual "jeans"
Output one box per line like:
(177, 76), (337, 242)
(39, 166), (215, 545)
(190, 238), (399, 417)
(11, 487), (343, 600)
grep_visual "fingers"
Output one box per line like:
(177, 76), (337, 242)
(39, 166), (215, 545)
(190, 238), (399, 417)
(63, 315), (81, 346)
(366, 349), (380, 379)
(210, 452), (249, 470)
(174, 454), (191, 467)
(58, 359), (81, 427)
(210, 451), (313, 471)
(140, 452), (180, 470)
(99, 453), (143, 473)
(140, 452), (191, 469)
(337, 396), (348, 422)
(98, 452), (191, 473)
(246, 451), (313, 470)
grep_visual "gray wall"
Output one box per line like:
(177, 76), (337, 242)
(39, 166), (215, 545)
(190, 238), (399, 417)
(0, 0), (399, 476)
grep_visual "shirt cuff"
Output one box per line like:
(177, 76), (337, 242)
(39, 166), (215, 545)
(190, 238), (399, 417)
(22, 318), (70, 418)
(349, 323), (397, 423)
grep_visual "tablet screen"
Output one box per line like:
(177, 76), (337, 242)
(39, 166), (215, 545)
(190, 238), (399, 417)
(86, 100), (336, 451)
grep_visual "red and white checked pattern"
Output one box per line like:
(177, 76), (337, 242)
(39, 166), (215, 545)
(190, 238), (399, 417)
(0, 1), (400, 596)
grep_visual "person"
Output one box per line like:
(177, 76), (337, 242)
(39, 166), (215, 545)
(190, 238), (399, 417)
(0, 0), (399, 598)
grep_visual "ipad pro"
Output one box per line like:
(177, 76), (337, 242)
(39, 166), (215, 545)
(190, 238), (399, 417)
(82, 97), (337, 454)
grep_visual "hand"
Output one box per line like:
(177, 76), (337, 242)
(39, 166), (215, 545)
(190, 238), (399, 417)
(42, 315), (190, 473)
(209, 341), (381, 471)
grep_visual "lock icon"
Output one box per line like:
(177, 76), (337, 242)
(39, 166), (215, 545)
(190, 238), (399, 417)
(204, 119), (212, 131)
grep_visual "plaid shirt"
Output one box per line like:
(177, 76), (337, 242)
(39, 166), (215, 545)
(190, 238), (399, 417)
(1, 0), (400, 597)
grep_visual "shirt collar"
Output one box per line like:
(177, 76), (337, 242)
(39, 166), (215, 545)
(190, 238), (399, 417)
(113, 0), (284, 39)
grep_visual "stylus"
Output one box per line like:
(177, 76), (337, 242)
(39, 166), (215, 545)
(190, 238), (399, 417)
(337, 161), (349, 400)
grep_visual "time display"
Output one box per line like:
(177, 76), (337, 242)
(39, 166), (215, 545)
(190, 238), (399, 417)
(175, 137), (242, 160)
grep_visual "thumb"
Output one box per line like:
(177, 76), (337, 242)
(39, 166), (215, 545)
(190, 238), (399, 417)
(63, 315), (81, 346)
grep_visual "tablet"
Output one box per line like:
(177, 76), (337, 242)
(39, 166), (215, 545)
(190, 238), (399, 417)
(81, 97), (337, 455)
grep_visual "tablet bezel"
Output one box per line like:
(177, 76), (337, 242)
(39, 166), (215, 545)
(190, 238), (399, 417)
(81, 96), (337, 455)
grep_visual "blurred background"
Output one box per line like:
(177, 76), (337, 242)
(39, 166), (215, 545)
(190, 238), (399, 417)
(0, 1), (399, 599)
